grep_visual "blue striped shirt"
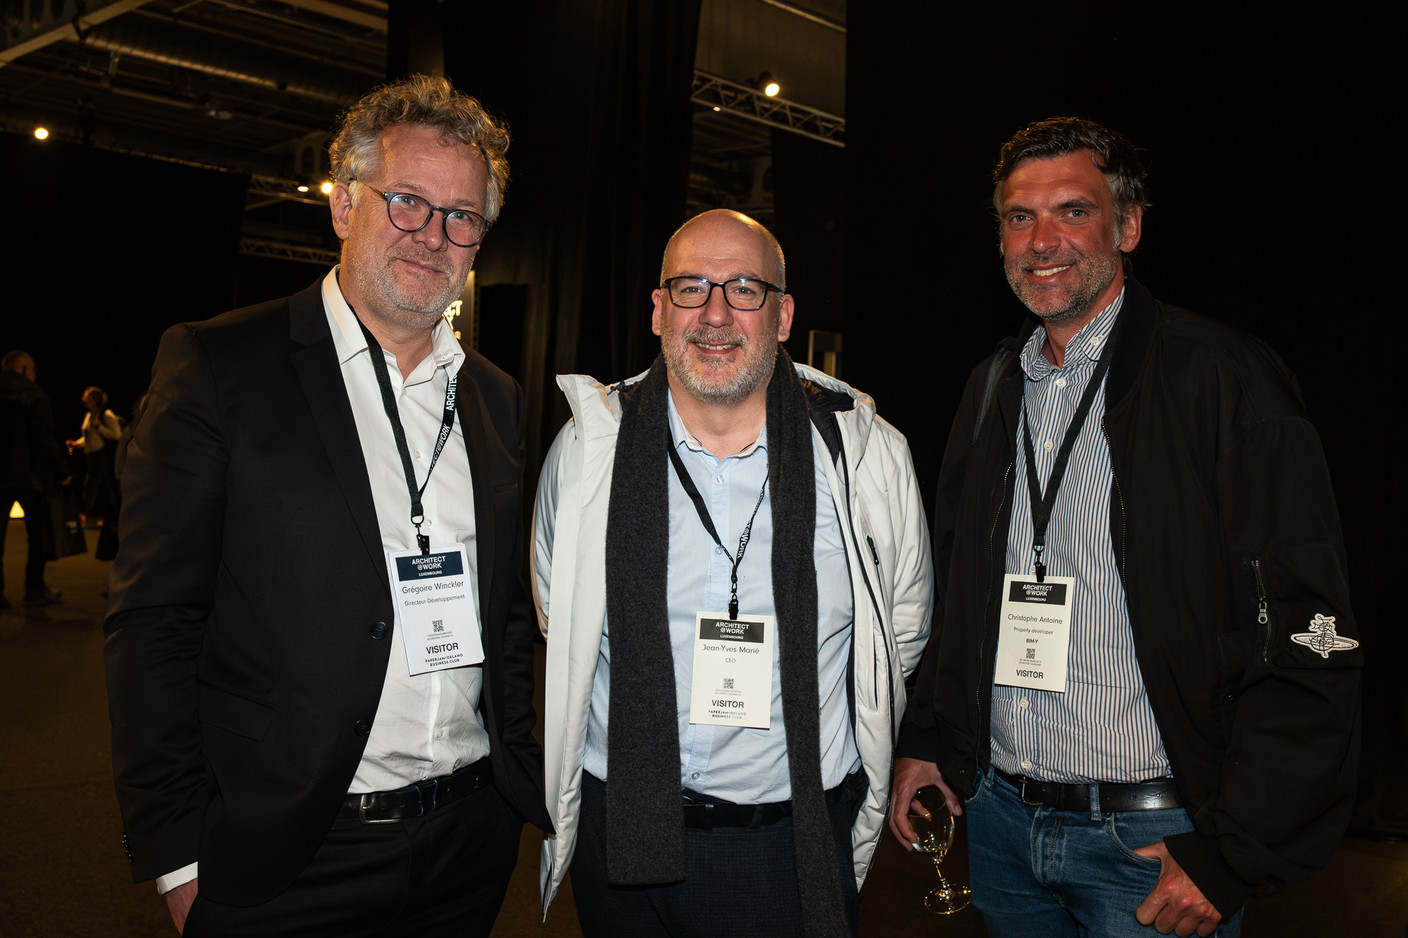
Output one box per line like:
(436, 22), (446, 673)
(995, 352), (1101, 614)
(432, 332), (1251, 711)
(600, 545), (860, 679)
(990, 290), (1172, 784)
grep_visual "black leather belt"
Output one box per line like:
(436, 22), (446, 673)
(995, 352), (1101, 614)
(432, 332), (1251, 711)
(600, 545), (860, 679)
(993, 767), (1180, 813)
(339, 757), (492, 823)
(681, 777), (849, 830)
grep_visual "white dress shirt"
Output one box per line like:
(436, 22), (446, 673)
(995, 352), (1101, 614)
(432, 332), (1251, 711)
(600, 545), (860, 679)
(156, 269), (490, 894)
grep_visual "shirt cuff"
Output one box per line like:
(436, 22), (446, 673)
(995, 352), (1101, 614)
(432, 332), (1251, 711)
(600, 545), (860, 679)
(155, 863), (198, 894)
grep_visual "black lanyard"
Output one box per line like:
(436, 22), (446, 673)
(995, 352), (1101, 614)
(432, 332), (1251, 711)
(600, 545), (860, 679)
(1019, 349), (1112, 583)
(666, 431), (768, 620)
(356, 318), (458, 555)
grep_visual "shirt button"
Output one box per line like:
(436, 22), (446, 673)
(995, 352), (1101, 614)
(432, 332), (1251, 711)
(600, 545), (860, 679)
(714, 474), (725, 484)
(1018, 698), (1029, 709)
(1020, 759), (1032, 771)
(691, 772), (701, 780)
(436, 728), (445, 739)
(1043, 440), (1053, 452)
(715, 546), (725, 555)
(1055, 377), (1067, 389)
(353, 719), (372, 737)
(369, 621), (388, 639)
(414, 449), (423, 459)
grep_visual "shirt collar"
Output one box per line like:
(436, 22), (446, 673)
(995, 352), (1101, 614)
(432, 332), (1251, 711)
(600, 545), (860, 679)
(665, 389), (767, 459)
(321, 266), (465, 382)
(1020, 286), (1124, 381)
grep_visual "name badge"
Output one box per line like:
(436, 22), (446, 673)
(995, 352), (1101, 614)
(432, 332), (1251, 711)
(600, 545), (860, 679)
(387, 544), (484, 675)
(688, 612), (774, 729)
(995, 573), (1074, 692)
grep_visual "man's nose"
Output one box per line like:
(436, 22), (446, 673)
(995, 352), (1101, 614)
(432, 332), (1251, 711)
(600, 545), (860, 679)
(413, 210), (448, 250)
(1029, 216), (1061, 254)
(697, 285), (734, 325)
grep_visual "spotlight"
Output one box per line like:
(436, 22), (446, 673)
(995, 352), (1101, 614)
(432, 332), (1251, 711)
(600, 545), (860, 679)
(297, 184), (310, 193)
(756, 71), (780, 97)
(320, 181), (333, 195)
(34, 127), (49, 140)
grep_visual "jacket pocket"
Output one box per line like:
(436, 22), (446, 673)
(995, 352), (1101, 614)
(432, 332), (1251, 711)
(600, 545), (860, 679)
(1245, 546), (1360, 670)
(198, 682), (276, 740)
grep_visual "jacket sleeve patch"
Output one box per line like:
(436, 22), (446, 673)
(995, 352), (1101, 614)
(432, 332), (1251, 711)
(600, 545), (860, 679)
(1289, 614), (1359, 659)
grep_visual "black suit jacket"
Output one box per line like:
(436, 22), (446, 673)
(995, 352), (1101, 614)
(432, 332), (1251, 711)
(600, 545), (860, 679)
(104, 279), (550, 905)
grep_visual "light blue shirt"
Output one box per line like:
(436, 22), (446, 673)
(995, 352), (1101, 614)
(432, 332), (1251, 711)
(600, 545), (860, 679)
(991, 289), (1172, 784)
(583, 391), (859, 802)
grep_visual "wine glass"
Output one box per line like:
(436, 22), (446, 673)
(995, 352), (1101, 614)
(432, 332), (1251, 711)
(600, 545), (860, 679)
(906, 785), (971, 914)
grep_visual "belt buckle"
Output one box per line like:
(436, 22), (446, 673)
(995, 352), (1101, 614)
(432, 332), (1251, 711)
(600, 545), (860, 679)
(1017, 777), (1043, 808)
(357, 794), (402, 824)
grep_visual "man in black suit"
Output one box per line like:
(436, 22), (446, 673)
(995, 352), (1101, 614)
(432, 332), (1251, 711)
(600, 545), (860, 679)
(105, 75), (550, 937)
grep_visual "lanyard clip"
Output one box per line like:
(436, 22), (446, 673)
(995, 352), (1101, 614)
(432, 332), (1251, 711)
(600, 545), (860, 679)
(413, 515), (430, 555)
(1032, 541), (1046, 584)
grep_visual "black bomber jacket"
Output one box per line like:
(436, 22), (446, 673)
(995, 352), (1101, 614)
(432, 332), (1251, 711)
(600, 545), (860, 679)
(897, 279), (1361, 919)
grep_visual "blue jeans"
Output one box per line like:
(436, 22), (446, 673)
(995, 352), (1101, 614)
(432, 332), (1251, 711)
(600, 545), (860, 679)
(965, 767), (1243, 938)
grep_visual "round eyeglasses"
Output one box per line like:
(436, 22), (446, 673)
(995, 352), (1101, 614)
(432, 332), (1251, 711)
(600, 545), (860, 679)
(661, 277), (782, 311)
(357, 182), (490, 247)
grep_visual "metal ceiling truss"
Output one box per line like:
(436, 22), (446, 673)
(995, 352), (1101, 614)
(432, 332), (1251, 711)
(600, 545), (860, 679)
(239, 236), (339, 267)
(690, 70), (844, 148)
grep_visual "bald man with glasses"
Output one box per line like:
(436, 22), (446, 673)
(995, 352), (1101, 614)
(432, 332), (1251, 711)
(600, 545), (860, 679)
(531, 209), (933, 938)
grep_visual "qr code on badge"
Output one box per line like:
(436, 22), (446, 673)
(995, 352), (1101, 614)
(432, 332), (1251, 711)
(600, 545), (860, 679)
(723, 678), (734, 689)
(432, 619), (445, 633)
(1025, 648), (1035, 659)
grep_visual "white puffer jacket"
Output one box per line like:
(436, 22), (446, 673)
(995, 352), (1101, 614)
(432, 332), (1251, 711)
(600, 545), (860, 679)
(531, 363), (933, 917)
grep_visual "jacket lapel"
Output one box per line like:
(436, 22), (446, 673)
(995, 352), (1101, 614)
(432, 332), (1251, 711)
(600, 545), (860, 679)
(455, 371), (496, 619)
(288, 281), (391, 595)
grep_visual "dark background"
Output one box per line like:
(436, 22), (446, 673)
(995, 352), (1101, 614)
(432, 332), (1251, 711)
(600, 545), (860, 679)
(2, 2), (1398, 835)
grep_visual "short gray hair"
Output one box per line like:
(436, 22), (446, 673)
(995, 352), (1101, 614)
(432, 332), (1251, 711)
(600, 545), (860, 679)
(993, 117), (1150, 222)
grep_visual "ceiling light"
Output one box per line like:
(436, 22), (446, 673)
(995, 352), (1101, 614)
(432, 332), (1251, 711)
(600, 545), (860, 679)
(756, 71), (781, 97)
(297, 184), (310, 193)
(33, 127), (49, 140)
(320, 182), (333, 195)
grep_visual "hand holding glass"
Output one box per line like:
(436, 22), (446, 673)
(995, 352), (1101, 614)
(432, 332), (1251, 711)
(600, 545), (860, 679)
(906, 785), (971, 914)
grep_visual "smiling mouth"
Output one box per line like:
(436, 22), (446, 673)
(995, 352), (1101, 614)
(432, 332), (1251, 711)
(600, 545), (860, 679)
(695, 341), (739, 351)
(394, 256), (446, 275)
(1032, 265), (1072, 278)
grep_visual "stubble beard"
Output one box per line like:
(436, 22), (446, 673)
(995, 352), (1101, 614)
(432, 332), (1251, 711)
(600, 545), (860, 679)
(1005, 247), (1120, 327)
(347, 245), (466, 332)
(663, 323), (778, 406)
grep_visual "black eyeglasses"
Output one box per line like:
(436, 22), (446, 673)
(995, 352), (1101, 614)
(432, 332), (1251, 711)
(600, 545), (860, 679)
(661, 277), (782, 311)
(356, 182), (490, 247)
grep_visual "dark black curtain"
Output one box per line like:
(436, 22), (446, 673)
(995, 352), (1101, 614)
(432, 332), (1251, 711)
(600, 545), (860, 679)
(847, 3), (1397, 836)
(771, 129), (846, 369)
(1, 135), (246, 436)
(441, 0), (701, 472)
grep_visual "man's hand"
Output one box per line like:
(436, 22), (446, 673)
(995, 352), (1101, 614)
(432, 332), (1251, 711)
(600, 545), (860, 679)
(1134, 841), (1221, 937)
(888, 757), (963, 849)
(164, 878), (198, 934)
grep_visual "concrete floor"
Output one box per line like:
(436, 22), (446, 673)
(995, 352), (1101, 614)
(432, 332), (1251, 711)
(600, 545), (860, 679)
(2, 518), (1405, 936)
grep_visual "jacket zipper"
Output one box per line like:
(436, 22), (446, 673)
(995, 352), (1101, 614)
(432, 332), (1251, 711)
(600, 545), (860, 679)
(976, 457), (1015, 771)
(866, 533), (893, 704)
(1252, 559), (1270, 662)
(839, 449), (888, 711)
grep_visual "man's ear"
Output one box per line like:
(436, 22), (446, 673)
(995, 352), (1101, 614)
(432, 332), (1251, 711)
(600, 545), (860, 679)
(776, 293), (795, 343)
(1118, 204), (1144, 254)
(330, 182), (354, 240)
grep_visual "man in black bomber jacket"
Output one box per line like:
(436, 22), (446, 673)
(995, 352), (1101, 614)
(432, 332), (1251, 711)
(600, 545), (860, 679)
(891, 118), (1359, 938)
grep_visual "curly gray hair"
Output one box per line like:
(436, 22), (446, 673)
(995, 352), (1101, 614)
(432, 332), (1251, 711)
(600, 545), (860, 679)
(328, 75), (511, 222)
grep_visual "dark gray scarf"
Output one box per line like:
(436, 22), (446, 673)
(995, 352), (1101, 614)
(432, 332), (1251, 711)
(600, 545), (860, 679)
(602, 348), (850, 936)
